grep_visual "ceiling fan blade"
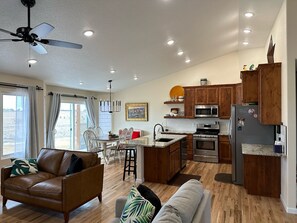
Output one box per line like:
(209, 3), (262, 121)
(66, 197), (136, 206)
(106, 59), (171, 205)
(39, 39), (82, 49)
(0, 28), (18, 37)
(30, 42), (47, 54)
(29, 23), (54, 38)
(0, 39), (22, 42)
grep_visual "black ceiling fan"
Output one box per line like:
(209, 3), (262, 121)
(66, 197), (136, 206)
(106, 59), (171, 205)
(0, 0), (82, 54)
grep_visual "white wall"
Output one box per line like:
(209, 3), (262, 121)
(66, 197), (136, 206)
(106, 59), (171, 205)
(113, 48), (265, 134)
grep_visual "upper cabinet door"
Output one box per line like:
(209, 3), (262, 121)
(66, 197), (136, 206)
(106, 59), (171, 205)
(195, 87), (218, 105)
(258, 63), (281, 125)
(219, 86), (234, 119)
(184, 87), (195, 118)
(241, 70), (258, 103)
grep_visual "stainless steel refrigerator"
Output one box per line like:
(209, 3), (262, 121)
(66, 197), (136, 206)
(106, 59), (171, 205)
(229, 105), (275, 185)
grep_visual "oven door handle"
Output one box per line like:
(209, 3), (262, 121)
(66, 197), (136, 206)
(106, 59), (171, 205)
(193, 137), (218, 142)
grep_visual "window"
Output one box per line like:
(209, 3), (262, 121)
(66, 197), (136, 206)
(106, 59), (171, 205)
(55, 101), (89, 150)
(0, 89), (27, 159)
(99, 110), (112, 134)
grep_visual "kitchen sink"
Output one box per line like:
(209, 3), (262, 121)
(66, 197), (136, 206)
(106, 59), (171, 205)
(155, 138), (174, 142)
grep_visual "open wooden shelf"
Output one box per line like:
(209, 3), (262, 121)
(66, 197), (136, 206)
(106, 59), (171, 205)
(164, 101), (184, 104)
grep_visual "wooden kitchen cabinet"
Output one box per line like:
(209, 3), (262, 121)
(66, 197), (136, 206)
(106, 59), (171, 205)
(195, 87), (219, 105)
(184, 87), (195, 118)
(243, 154), (280, 198)
(144, 141), (181, 184)
(258, 63), (281, 125)
(219, 85), (234, 119)
(235, 83), (242, 104)
(187, 134), (193, 160)
(241, 70), (258, 103)
(219, 135), (231, 163)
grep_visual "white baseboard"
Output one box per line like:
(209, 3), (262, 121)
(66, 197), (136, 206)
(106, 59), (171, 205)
(281, 194), (297, 214)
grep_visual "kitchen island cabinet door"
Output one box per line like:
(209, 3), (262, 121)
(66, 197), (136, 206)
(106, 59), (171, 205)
(184, 87), (195, 118)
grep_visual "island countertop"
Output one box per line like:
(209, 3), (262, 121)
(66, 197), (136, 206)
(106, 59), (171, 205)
(242, 143), (282, 157)
(122, 134), (187, 148)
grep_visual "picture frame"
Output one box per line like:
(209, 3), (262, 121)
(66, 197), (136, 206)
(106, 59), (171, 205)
(125, 103), (148, 121)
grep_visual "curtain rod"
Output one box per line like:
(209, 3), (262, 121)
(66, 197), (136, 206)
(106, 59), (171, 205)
(48, 92), (97, 100)
(0, 82), (43, 90)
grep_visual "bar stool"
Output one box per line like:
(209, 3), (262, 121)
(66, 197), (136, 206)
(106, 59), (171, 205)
(123, 148), (137, 181)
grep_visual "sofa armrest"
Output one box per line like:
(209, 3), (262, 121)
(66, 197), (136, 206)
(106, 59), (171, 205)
(62, 164), (104, 212)
(1, 166), (12, 195)
(192, 189), (212, 223)
(115, 196), (127, 218)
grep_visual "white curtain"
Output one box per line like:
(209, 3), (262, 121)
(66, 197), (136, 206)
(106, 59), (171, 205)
(46, 93), (61, 148)
(25, 86), (39, 158)
(85, 96), (96, 128)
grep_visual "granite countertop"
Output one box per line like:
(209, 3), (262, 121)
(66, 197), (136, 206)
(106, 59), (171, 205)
(242, 143), (282, 157)
(122, 134), (187, 148)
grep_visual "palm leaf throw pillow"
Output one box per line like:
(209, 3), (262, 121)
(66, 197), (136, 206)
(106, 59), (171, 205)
(120, 186), (155, 223)
(10, 158), (38, 177)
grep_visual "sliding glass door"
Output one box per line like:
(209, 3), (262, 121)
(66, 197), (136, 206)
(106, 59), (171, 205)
(55, 102), (89, 150)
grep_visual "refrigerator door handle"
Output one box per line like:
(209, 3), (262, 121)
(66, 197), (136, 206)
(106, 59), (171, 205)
(228, 117), (232, 142)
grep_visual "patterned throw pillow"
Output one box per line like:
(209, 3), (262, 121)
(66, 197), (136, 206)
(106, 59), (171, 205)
(120, 186), (155, 223)
(10, 158), (38, 177)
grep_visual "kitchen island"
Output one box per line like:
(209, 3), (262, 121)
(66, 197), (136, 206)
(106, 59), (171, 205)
(122, 134), (186, 184)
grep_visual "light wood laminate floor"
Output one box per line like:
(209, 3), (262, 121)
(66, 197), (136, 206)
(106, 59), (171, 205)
(0, 160), (296, 223)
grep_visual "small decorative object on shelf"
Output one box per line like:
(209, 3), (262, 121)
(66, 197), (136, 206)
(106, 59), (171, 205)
(249, 64), (254, 70)
(243, 65), (247, 71)
(267, 35), (275, 64)
(200, 78), (208, 86)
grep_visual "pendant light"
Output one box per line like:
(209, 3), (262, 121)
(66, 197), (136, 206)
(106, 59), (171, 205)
(99, 80), (121, 113)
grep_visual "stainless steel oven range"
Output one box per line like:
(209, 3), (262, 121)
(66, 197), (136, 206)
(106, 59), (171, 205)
(193, 123), (220, 163)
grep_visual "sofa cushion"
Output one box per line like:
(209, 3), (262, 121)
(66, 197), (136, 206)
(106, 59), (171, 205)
(58, 150), (98, 176)
(29, 176), (63, 200)
(120, 186), (155, 223)
(151, 205), (182, 223)
(4, 171), (56, 193)
(66, 154), (83, 174)
(152, 179), (204, 223)
(137, 184), (161, 219)
(37, 148), (65, 175)
(10, 158), (38, 177)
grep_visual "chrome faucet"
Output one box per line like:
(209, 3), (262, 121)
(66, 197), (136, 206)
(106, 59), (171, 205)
(153, 123), (164, 141)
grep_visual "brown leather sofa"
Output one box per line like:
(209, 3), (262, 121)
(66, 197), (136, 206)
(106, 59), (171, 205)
(1, 148), (104, 223)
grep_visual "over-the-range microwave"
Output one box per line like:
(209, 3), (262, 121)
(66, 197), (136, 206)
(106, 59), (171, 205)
(195, 105), (219, 118)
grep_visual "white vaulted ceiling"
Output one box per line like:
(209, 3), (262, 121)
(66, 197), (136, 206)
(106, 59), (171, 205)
(0, 0), (284, 92)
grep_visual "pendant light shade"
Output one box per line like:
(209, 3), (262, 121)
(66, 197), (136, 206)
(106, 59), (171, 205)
(99, 80), (121, 113)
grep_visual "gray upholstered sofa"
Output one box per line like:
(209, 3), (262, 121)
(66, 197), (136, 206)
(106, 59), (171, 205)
(111, 179), (211, 223)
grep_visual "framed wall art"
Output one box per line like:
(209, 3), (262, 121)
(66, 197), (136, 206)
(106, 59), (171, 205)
(125, 103), (148, 121)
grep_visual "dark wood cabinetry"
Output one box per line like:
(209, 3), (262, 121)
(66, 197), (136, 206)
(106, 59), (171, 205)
(243, 154), (280, 198)
(258, 63), (281, 125)
(235, 83), (242, 104)
(195, 87), (218, 105)
(218, 135), (231, 163)
(186, 134), (193, 160)
(144, 141), (181, 184)
(219, 85), (234, 119)
(184, 87), (195, 118)
(241, 70), (258, 103)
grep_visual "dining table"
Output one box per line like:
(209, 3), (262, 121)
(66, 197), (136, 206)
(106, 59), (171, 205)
(92, 135), (119, 164)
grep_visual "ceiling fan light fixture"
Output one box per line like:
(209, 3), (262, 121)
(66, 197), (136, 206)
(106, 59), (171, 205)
(83, 30), (94, 37)
(28, 58), (37, 64)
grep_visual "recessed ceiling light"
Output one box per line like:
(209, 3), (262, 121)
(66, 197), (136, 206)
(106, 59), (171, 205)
(133, 75), (138, 80)
(185, 58), (191, 63)
(244, 12), (254, 18)
(110, 69), (116, 74)
(167, 39), (175, 46)
(28, 59), (37, 64)
(79, 81), (84, 85)
(243, 41), (249, 45)
(177, 50), (184, 56)
(83, 30), (94, 37)
(243, 28), (251, 34)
